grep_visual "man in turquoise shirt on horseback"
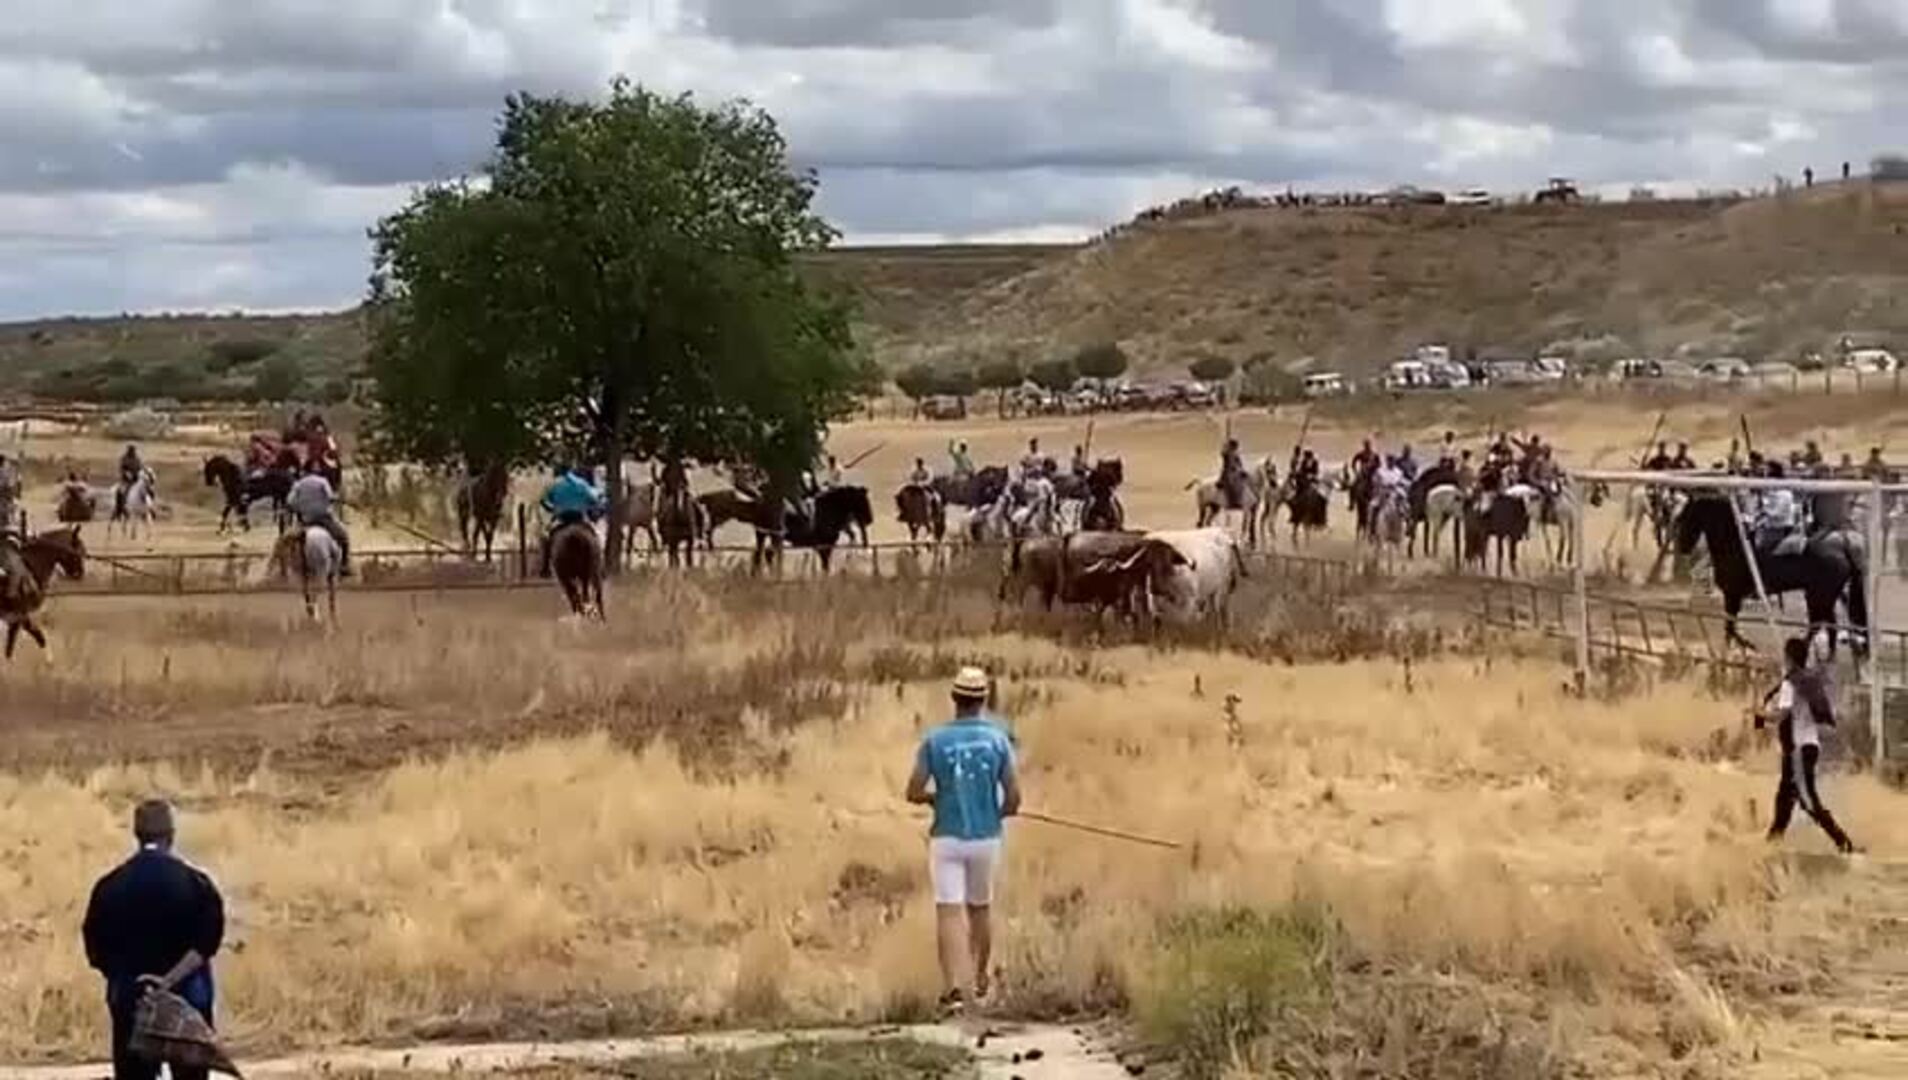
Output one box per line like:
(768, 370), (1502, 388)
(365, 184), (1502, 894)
(538, 465), (605, 577)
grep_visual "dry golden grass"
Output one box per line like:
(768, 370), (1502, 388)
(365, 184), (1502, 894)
(4, 569), (1903, 1076)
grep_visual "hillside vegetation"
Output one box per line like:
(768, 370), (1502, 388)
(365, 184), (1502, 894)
(3, 183), (1905, 398)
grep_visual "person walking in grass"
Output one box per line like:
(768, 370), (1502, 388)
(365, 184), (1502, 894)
(906, 666), (1021, 1011)
(82, 799), (227, 1080)
(1759, 636), (1859, 854)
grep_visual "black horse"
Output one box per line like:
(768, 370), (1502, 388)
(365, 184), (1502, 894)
(1081, 459), (1126, 531)
(751, 486), (874, 573)
(1674, 494), (1869, 654)
(1463, 492), (1528, 577)
(933, 466), (1010, 510)
(203, 454), (293, 533)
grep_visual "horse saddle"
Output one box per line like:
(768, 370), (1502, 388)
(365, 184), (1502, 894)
(1760, 529), (1808, 559)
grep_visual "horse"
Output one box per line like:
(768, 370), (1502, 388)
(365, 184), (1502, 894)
(1081, 459), (1126, 532)
(1191, 460), (1270, 548)
(1625, 484), (1683, 553)
(750, 486), (874, 573)
(1007, 477), (1060, 539)
(272, 524), (342, 622)
(657, 485), (707, 568)
(1674, 494), (1868, 655)
(895, 483), (946, 543)
(696, 488), (755, 549)
(1369, 484), (1408, 573)
(0, 526), (86, 658)
(1463, 492), (1528, 577)
(454, 463), (511, 561)
(932, 466), (1010, 510)
(1280, 477), (1329, 549)
(108, 468), (159, 540)
(56, 484), (101, 524)
(1533, 479), (1601, 567)
(204, 455), (292, 533)
(547, 519), (606, 618)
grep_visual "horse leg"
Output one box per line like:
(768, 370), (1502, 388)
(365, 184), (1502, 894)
(4, 621), (18, 659)
(327, 575), (338, 623)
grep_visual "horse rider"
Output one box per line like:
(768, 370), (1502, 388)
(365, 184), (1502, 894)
(1349, 438), (1379, 478)
(1670, 442), (1696, 470)
(819, 454), (844, 491)
(1455, 448), (1478, 492)
(1800, 440), (1825, 471)
(116, 443), (145, 519)
(1752, 461), (1804, 556)
(288, 459), (353, 577)
(1018, 438), (1046, 482)
(948, 441), (974, 482)
(538, 463), (605, 577)
(1220, 437), (1247, 510)
(1396, 443), (1419, 482)
(1373, 454), (1408, 518)
(59, 470), (91, 518)
(1862, 447), (1893, 483)
(1644, 441), (1674, 471)
(1069, 444), (1089, 481)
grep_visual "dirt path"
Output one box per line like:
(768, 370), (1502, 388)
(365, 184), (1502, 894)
(0, 1021), (1132, 1080)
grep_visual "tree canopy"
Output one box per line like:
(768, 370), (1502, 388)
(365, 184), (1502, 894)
(1074, 341), (1129, 381)
(1188, 354), (1237, 382)
(1028, 356), (1078, 392)
(364, 79), (871, 559)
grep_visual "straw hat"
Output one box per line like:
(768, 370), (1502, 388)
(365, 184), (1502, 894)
(951, 666), (990, 701)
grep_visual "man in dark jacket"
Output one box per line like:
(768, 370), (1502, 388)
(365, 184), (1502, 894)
(82, 800), (226, 1080)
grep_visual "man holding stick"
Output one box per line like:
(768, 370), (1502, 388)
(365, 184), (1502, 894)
(906, 666), (1021, 1011)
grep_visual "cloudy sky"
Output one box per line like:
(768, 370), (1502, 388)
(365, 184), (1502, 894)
(1, 0), (1902, 319)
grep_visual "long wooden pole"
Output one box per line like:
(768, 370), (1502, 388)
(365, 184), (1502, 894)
(1018, 811), (1183, 850)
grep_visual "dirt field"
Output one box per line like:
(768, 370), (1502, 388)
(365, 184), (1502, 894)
(4, 559), (1908, 1077)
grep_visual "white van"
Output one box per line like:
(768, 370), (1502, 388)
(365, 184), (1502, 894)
(1302, 372), (1348, 398)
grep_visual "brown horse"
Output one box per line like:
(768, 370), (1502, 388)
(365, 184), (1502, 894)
(551, 520), (605, 618)
(895, 483), (945, 543)
(1, 525), (87, 658)
(454, 462), (511, 561)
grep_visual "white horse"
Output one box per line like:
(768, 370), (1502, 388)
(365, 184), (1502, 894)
(109, 469), (159, 540)
(1418, 483), (1465, 560)
(1369, 484), (1409, 573)
(275, 525), (340, 622)
(1191, 458), (1276, 548)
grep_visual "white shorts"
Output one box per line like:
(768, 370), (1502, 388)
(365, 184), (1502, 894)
(929, 837), (1003, 906)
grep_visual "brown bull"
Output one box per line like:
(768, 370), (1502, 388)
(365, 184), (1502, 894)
(1001, 531), (1188, 621)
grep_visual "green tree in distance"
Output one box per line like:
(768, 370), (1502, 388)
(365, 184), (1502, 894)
(975, 357), (1024, 417)
(1029, 356), (1078, 393)
(1074, 341), (1130, 382)
(365, 79), (869, 564)
(1188, 354), (1237, 383)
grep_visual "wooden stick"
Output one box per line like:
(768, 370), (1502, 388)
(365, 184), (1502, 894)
(843, 443), (886, 470)
(1018, 810), (1183, 850)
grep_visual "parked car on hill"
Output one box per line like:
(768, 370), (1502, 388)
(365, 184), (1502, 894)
(1697, 357), (1752, 382)
(1302, 372), (1349, 398)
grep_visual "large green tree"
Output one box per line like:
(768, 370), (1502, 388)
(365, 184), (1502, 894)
(366, 79), (869, 563)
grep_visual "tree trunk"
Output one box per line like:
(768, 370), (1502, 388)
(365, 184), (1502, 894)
(604, 415), (629, 571)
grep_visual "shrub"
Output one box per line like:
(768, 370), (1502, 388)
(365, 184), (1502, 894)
(1028, 356), (1078, 391)
(1188, 354), (1237, 383)
(251, 354), (304, 402)
(1134, 906), (1335, 1078)
(894, 362), (938, 402)
(207, 338), (281, 371)
(102, 405), (175, 440)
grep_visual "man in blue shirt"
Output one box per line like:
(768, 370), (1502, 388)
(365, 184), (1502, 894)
(538, 464), (605, 577)
(906, 666), (1021, 1010)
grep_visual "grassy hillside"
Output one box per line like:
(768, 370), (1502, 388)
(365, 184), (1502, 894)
(3, 184), (1905, 400)
(908, 181), (1908, 373)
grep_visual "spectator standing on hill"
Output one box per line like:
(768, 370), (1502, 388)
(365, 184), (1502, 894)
(82, 800), (227, 1080)
(906, 666), (1021, 1012)
(1759, 637), (1859, 854)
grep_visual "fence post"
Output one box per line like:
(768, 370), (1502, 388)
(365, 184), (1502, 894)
(517, 504), (528, 582)
(1868, 476), (1886, 769)
(1571, 478), (1589, 692)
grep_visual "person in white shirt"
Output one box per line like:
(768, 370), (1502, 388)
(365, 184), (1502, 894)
(1754, 463), (1801, 553)
(287, 463), (352, 576)
(1759, 635), (1857, 853)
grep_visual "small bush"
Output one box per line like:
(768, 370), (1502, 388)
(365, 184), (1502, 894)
(1135, 906), (1335, 1078)
(251, 354), (304, 402)
(207, 338), (281, 371)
